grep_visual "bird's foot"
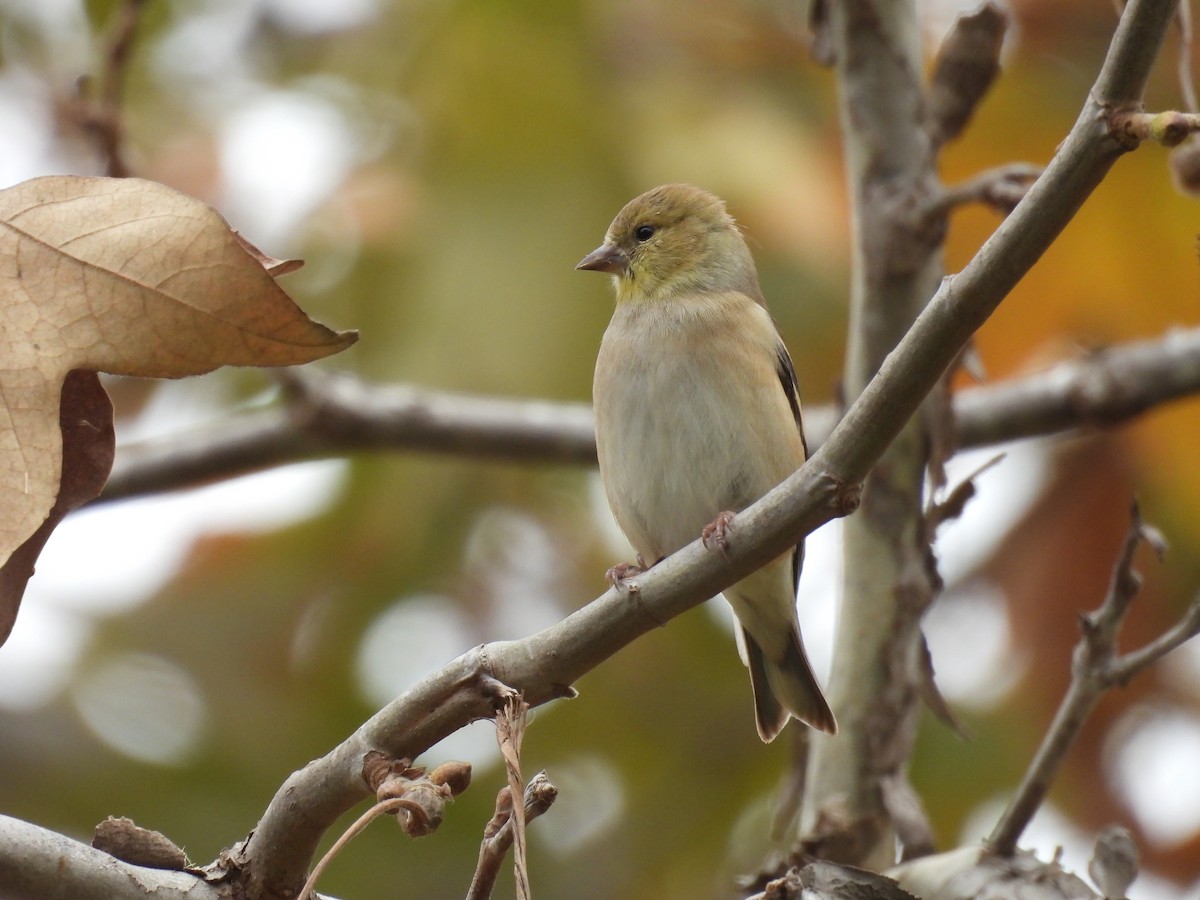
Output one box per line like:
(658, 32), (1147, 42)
(702, 511), (737, 559)
(605, 554), (650, 587)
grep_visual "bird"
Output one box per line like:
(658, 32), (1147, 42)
(578, 183), (836, 742)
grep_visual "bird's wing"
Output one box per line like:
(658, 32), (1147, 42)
(774, 341), (807, 459)
(774, 340), (808, 593)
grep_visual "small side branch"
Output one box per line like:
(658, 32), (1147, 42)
(1109, 109), (1200, 147)
(466, 772), (558, 900)
(68, 0), (149, 176)
(927, 2), (1008, 148)
(100, 369), (597, 502)
(952, 326), (1200, 448)
(987, 504), (1199, 856)
(922, 164), (1042, 220)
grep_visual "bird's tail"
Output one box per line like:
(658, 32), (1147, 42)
(743, 624), (837, 742)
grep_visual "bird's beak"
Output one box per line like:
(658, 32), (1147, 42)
(576, 242), (629, 275)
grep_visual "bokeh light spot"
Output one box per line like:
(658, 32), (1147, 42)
(1106, 705), (1200, 849)
(925, 580), (1021, 709)
(534, 755), (624, 856)
(71, 652), (207, 765)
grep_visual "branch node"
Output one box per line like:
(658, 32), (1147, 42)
(923, 164), (1041, 222)
(477, 672), (523, 712)
(823, 472), (862, 518)
(807, 0), (834, 68)
(466, 771), (557, 900)
(359, 750), (472, 838)
(1108, 108), (1200, 148)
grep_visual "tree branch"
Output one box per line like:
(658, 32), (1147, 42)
(1110, 109), (1200, 147)
(804, 0), (1175, 865)
(8, 3), (1183, 897)
(215, 3), (1179, 890)
(99, 370), (597, 502)
(223, 441), (862, 898)
(68, 0), (148, 177)
(921, 163), (1042, 220)
(0, 815), (220, 900)
(952, 326), (1200, 446)
(803, 0), (945, 867)
(465, 772), (558, 900)
(97, 323), (1200, 505)
(927, 2), (1007, 148)
(1174, 1), (1198, 115)
(987, 505), (1200, 857)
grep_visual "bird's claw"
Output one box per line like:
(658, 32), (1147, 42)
(702, 511), (737, 559)
(605, 554), (649, 587)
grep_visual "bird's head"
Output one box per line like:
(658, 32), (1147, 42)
(577, 184), (760, 305)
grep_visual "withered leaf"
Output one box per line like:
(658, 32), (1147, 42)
(0, 175), (357, 645)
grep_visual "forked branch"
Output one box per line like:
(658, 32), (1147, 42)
(987, 504), (1200, 856)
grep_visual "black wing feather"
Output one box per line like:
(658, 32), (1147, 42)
(775, 341), (807, 592)
(775, 342), (807, 457)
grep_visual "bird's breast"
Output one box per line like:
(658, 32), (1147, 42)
(593, 297), (803, 559)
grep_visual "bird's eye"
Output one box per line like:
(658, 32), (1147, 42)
(634, 224), (656, 242)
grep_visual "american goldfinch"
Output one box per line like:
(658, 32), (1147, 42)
(579, 183), (836, 742)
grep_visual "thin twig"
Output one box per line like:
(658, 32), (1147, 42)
(927, 2), (1008, 148)
(1110, 109), (1200, 147)
(298, 797), (408, 900)
(924, 451), (1005, 533)
(922, 164), (1043, 220)
(75, 0), (148, 176)
(1109, 598), (1200, 682)
(296, 755), (473, 899)
(987, 503), (1200, 856)
(99, 370), (596, 502)
(466, 773), (558, 900)
(952, 327), (1200, 448)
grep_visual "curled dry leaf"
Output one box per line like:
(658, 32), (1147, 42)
(92, 815), (191, 870)
(0, 371), (113, 645)
(232, 229), (305, 276)
(0, 175), (357, 645)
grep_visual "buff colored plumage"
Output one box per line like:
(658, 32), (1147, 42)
(579, 183), (836, 742)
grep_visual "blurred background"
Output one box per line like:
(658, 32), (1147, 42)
(1, 0), (1199, 897)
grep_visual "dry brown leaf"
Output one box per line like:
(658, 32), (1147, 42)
(0, 175), (356, 645)
(232, 230), (306, 276)
(0, 371), (113, 645)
